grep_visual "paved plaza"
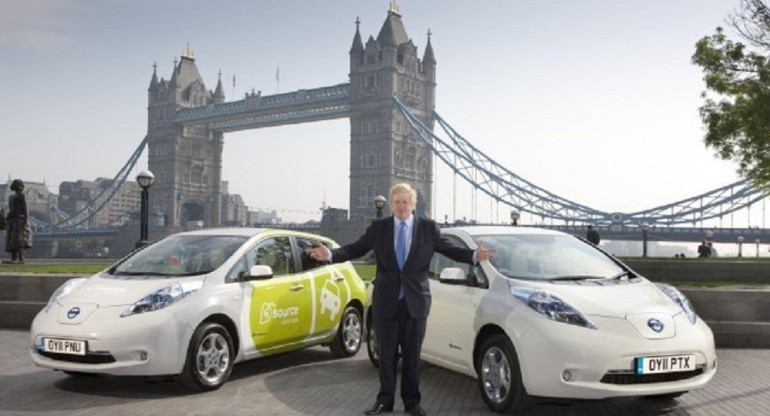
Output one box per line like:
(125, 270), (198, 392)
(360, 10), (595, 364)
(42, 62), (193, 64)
(1, 330), (768, 416)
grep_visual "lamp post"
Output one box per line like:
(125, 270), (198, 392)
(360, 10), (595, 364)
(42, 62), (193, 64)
(641, 222), (650, 258)
(737, 236), (744, 258)
(136, 170), (155, 249)
(374, 195), (386, 219)
(756, 238), (761, 258)
(510, 210), (520, 226)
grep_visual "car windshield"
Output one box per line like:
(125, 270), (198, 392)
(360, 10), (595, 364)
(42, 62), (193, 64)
(476, 233), (624, 281)
(110, 235), (247, 277)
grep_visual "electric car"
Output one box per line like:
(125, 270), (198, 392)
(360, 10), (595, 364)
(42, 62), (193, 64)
(366, 226), (716, 414)
(31, 228), (366, 391)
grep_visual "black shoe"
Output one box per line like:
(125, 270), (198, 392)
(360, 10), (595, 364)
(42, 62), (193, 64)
(405, 404), (426, 416)
(363, 403), (393, 415)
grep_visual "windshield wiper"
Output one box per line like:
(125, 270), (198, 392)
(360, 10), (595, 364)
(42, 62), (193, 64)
(549, 275), (602, 281)
(112, 271), (174, 276)
(610, 270), (632, 280)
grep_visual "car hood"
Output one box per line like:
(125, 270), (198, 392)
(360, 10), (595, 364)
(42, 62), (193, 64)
(513, 279), (682, 319)
(58, 273), (206, 307)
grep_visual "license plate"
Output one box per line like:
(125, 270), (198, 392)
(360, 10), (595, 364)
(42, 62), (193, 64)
(40, 338), (87, 356)
(635, 354), (695, 375)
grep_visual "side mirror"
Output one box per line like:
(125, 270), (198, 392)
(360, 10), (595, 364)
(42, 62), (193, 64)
(242, 265), (274, 281)
(438, 267), (469, 285)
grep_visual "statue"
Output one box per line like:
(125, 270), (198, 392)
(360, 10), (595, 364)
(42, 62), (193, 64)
(4, 179), (32, 264)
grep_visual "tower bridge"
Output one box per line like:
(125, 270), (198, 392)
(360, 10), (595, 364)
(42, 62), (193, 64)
(16, 4), (770, 255)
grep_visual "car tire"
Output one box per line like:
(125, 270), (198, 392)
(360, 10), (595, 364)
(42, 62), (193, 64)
(476, 334), (533, 414)
(367, 316), (380, 368)
(178, 322), (234, 392)
(330, 306), (363, 358)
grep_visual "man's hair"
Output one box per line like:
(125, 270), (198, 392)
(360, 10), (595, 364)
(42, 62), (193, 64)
(389, 183), (417, 204)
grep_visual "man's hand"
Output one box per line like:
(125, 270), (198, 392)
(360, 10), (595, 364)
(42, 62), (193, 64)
(475, 243), (495, 262)
(306, 244), (331, 262)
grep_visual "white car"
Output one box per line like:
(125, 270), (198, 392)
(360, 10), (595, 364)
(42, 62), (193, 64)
(366, 226), (716, 414)
(30, 228), (367, 391)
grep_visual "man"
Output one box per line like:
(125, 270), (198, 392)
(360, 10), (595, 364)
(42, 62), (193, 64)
(586, 224), (600, 245)
(307, 183), (493, 416)
(697, 240), (710, 258)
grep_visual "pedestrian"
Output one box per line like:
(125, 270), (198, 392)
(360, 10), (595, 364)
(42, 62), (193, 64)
(4, 179), (32, 264)
(708, 242), (718, 257)
(306, 183), (494, 416)
(697, 240), (710, 258)
(586, 225), (600, 245)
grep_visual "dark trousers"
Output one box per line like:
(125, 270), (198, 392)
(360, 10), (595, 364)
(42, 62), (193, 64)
(375, 298), (427, 408)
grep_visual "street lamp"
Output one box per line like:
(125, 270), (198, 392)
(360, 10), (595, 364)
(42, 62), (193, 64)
(641, 222), (650, 258)
(737, 236), (744, 258)
(136, 170), (155, 249)
(756, 238), (761, 258)
(510, 210), (520, 226)
(374, 195), (386, 219)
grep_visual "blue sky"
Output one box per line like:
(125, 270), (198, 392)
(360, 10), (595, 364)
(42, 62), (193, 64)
(1, 0), (752, 224)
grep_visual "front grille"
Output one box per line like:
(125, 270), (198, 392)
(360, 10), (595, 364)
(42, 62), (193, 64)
(37, 350), (116, 364)
(600, 368), (703, 385)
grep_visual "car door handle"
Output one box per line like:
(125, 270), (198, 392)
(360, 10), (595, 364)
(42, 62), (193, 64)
(290, 285), (305, 292)
(333, 276), (345, 282)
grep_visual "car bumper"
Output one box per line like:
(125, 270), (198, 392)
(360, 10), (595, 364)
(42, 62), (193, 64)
(29, 303), (194, 376)
(510, 312), (717, 399)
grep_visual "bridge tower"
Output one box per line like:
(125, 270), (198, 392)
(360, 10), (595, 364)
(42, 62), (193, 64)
(146, 46), (225, 227)
(348, 4), (437, 220)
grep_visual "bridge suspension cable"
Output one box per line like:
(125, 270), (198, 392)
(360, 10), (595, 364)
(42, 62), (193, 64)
(392, 96), (768, 227)
(49, 136), (148, 230)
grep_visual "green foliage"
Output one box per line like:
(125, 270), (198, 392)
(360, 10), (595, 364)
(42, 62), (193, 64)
(693, 18), (770, 188)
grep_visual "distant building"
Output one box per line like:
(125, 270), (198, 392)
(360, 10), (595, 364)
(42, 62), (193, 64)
(247, 209), (281, 225)
(322, 207), (348, 222)
(58, 178), (141, 226)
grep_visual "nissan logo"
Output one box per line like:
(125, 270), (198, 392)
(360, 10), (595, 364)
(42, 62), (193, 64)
(67, 307), (81, 319)
(647, 318), (664, 333)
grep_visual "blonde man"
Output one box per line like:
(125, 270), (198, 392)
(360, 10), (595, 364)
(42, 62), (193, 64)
(308, 183), (493, 416)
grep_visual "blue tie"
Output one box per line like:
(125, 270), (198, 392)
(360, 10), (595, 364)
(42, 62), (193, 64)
(396, 221), (407, 300)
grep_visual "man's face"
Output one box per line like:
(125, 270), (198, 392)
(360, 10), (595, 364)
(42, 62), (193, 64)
(390, 191), (414, 220)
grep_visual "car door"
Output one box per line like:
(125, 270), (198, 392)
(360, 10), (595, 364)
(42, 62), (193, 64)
(240, 236), (310, 354)
(294, 236), (347, 339)
(424, 235), (488, 372)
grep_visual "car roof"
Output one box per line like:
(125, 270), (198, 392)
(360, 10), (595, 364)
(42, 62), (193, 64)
(443, 226), (568, 237)
(175, 227), (267, 237)
(172, 227), (336, 244)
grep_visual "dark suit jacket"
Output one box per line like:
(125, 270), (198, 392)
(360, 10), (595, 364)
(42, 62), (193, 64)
(331, 216), (474, 319)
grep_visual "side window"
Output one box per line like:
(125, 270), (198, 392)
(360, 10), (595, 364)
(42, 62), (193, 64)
(295, 237), (331, 272)
(246, 237), (295, 277)
(428, 235), (489, 289)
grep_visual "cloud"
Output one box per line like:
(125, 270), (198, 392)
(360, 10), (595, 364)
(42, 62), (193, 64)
(0, 0), (78, 50)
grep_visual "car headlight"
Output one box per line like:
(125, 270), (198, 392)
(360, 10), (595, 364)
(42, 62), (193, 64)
(512, 287), (597, 329)
(657, 283), (697, 324)
(45, 278), (88, 312)
(120, 281), (203, 317)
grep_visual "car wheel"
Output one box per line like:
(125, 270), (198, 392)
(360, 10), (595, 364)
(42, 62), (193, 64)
(367, 317), (380, 368)
(477, 334), (532, 414)
(178, 322), (234, 392)
(330, 306), (363, 358)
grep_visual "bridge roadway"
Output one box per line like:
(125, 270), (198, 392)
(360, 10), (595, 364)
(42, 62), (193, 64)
(1, 330), (767, 416)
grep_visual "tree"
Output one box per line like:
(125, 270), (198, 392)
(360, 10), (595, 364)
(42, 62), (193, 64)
(692, 0), (770, 188)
